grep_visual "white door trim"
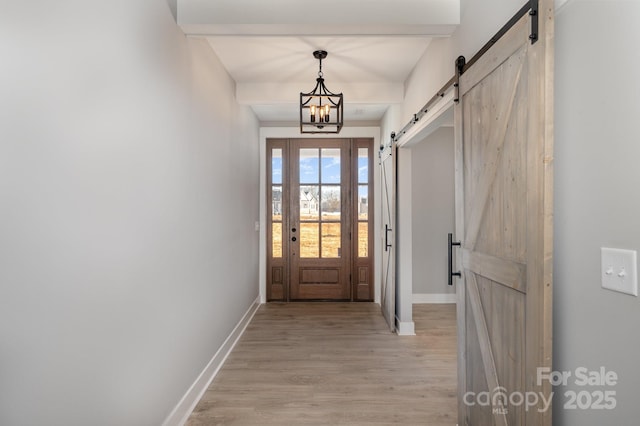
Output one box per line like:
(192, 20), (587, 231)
(395, 90), (455, 149)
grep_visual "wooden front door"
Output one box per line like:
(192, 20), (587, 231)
(267, 138), (374, 301)
(454, 8), (553, 426)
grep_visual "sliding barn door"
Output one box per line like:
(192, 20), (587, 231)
(454, 6), (553, 426)
(379, 141), (396, 332)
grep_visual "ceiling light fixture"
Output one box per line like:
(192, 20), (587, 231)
(300, 50), (343, 134)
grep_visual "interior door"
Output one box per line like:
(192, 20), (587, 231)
(379, 140), (396, 332)
(289, 139), (351, 300)
(454, 9), (553, 426)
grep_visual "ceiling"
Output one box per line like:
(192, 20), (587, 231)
(178, 0), (461, 125)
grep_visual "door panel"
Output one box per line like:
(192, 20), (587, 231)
(379, 141), (396, 331)
(455, 8), (553, 426)
(290, 139), (350, 300)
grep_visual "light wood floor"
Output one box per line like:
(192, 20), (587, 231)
(186, 303), (457, 426)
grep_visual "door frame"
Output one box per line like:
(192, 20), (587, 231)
(259, 127), (381, 304)
(394, 89), (457, 333)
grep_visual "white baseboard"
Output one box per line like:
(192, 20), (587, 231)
(395, 317), (416, 336)
(413, 293), (457, 304)
(162, 297), (261, 426)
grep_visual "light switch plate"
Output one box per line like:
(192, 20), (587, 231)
(601, 247), (638, 296)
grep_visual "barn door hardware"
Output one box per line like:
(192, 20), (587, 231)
(529, 0), (539, 44)
(393, 0), (538, 144)
(385, 225), (393, 252)
(448, 233), (462, 285)
(453, 56), (466, 103)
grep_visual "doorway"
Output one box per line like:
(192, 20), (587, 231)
(408, 124), (456, 305)
(266, 138), (374, 301)
(394, 106), (456, 335)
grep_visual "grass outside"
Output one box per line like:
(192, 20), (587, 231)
(272, 220), (368, 258)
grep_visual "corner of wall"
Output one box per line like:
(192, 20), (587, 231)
(162, 298), (261, 426)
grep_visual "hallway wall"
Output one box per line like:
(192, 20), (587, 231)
(411, 127), (456, 298)
(554, 1), (640, 424)
(0, 2), (260, 425)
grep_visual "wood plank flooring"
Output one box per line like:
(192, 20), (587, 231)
(186, 303), (457, 426)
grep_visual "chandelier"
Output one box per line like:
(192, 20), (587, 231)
(299, 50), (344, 134)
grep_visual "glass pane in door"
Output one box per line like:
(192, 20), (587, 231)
(300, 185), (320, 221)
(358, 185), (368, 220)
(300, 223), (319, 258)
(272, 222), (282, 258)
(272, 148), (283, 184)
(358, 222), (368, 258)
(272, 186), (283, 221)
(321, 223), (341, 258)
(321, 186), (341, 221)
(321, 148), (341, 184)
(358, 148), (368, 183)
(300, 149), (319, 184)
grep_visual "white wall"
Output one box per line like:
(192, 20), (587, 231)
(396, 147), (414, 334)
(411, 127), (456, 297)
(0, 2), (260, 425)
(554, 1), (640, 424)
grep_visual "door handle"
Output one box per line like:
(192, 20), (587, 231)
(384, 224), (392, 252)
(448, 233), (461, 285)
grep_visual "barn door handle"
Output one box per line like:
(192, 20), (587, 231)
(448, 233), (461, 285)
(385, 224), (392, 251)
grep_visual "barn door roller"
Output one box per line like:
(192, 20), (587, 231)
(529, 0), (539, 44)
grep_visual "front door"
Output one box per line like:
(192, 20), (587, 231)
(454, 7), (553, 426)
(290, 139), (350, 300)
(267, 138), (374, 301)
